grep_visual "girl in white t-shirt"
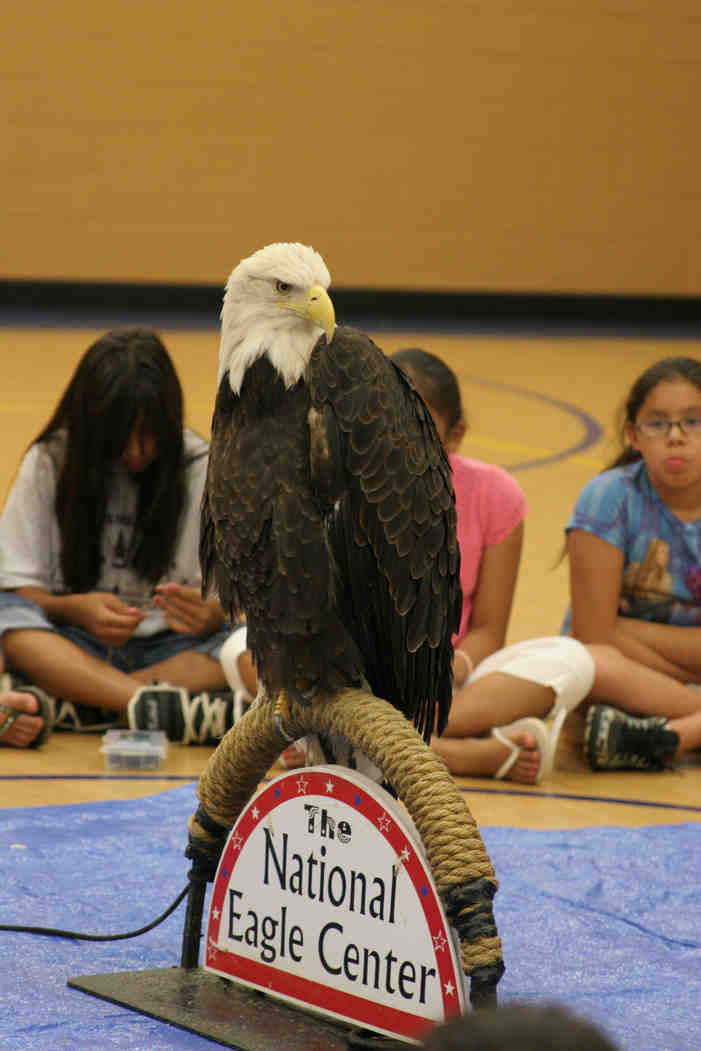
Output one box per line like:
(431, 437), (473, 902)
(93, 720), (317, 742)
(0, 328), (233, 744)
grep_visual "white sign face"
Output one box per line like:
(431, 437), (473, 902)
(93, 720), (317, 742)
(204, 766), (466, 1045)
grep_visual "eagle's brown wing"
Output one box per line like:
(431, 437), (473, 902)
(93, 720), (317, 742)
(310, 325), (461, 739)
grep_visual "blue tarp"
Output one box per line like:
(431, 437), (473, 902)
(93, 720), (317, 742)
(1, 785), (699, 1050)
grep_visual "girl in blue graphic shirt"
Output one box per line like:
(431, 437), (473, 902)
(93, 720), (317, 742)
(565, 356), (701, 770)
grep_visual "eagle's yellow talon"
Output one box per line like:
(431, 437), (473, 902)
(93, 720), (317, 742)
(273, 690), (296, 743)
(275, 689), (292, 722)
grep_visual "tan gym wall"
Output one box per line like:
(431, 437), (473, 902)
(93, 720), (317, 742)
(4, 2), (700, 294)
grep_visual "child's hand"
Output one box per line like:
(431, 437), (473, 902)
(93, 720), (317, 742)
(74, 592), (144, 646)
(154, 583), (225, 637)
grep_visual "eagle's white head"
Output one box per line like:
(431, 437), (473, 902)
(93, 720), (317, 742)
(219, 242), (335, 393)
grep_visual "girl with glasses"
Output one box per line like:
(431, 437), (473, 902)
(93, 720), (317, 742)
(566, 356), (701, 770)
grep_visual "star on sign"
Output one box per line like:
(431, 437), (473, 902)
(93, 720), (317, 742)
(252, 806), (260, 820)
(432, 931), (448, 953)
(325, 780), (335, 793)
(393, 845), (411, 875)
(444, 980), (455, 996)
(296, 775), (309, 794)
(377, 813), (391, 833)
(231, 833), (244, 852)
(212, 907), (220, 921)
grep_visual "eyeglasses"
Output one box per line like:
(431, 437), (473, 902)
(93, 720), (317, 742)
(636, 417), (701, 439)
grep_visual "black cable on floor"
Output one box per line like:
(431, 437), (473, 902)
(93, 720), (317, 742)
(0, 884), (189, 941)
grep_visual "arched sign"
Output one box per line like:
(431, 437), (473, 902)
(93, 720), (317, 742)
(204, 766), (466, 1045)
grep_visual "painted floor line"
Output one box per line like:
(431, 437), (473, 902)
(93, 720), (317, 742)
(0, 774), (197, 782)
(462, 373), (603, 471)
(2, 774), (698, 816)
(459, 783), (701, 812)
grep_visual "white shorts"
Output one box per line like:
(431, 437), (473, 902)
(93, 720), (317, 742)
(468, 636), (595, 718)
(219, 624), (253, 697)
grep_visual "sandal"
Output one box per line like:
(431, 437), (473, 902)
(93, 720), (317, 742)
(492, 717), (554, 783)
(0, 686), (54, 748)
(474, 637), (596, 783)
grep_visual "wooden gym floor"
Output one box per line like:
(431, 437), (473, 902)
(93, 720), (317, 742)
(1, 320), (700, 830)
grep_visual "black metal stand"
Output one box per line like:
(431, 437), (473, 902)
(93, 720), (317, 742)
(68, 967), (409, 1050)
(180, 868), (208, 969)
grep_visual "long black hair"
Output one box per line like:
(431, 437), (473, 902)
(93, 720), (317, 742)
(606, 356), (701, 470)
(34, 328), (186, 592)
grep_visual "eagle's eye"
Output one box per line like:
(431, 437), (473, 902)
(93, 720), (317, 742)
(275, 280), (292, 294)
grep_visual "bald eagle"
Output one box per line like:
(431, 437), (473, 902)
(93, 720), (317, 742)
(200, 242), (461, 742)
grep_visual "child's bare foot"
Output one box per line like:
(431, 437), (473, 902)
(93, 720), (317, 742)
(0, 692), (46, 748)
(495, 730), (541, 784)
(431, 719), (548, 781)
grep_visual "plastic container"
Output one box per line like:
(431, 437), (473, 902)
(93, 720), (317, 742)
(100, 729), (168, 770)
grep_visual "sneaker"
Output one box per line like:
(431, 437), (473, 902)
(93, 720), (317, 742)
(128, 684), (249, 744)
(52, 699), (122, 733)
(585, 704), (679, 771)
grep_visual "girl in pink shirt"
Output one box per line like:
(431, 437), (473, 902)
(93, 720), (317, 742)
(391, 349), (595, 783)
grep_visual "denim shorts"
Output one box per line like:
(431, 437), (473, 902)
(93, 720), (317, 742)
(0, 592), (229, 672)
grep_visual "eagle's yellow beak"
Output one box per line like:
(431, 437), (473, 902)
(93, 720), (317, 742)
(280, 284), (335, 342)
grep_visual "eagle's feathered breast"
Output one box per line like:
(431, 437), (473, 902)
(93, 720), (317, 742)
(202, 352), (364, 699)
(201, 325), (461, 738)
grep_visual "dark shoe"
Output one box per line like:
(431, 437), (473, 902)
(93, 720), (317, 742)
(52, 699), (122, 733)
(128, 684), (246, 744)
(585, 704), (679, 771)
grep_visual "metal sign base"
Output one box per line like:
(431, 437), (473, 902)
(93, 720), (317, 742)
(68, 967), (410, 1050)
